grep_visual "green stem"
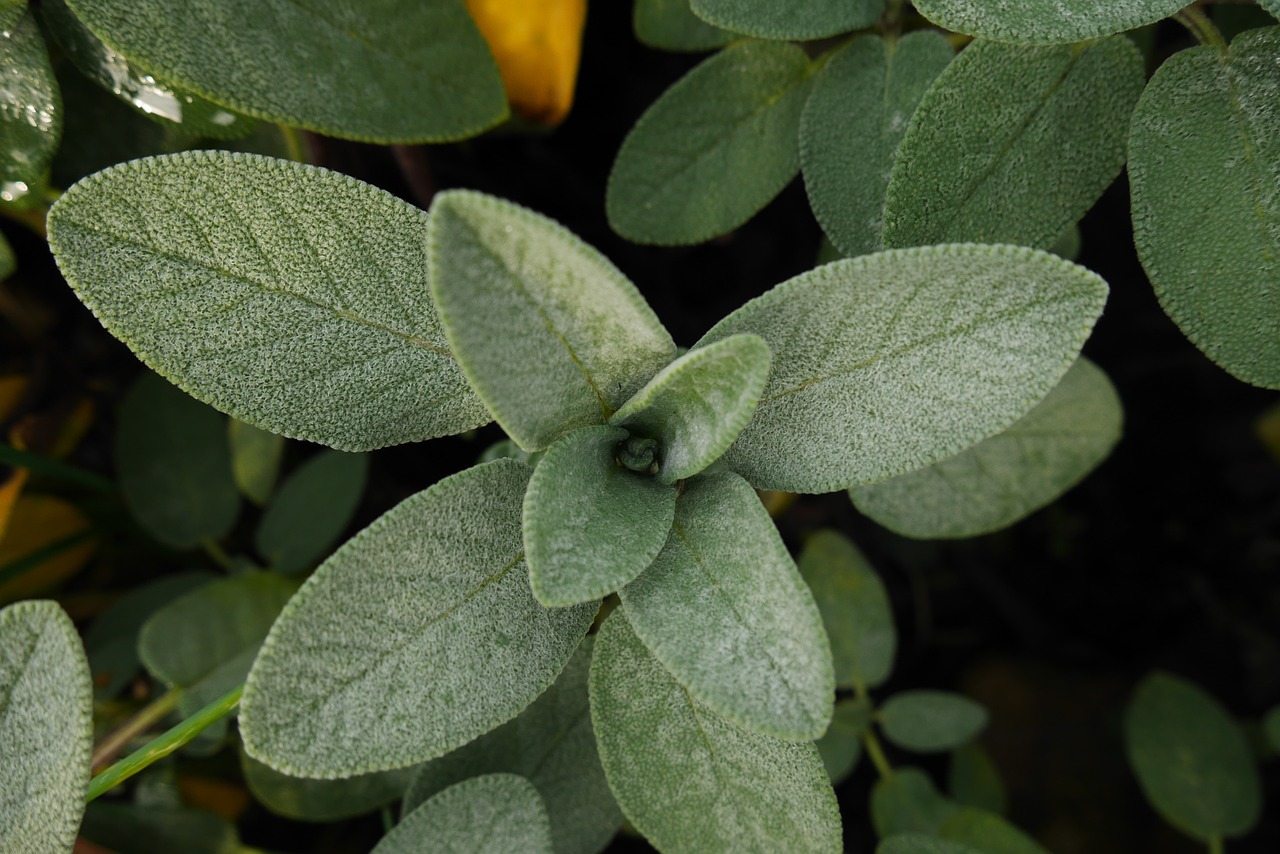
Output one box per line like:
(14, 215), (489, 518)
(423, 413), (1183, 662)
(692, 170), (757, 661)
(381, 806), (395, 833)
(278, 125), (308, 163)
(0, 529), (95, 588)
(201, 537), (233, 571)
(87, 684), (244, 802)
(0, 443), (114, 492)
(1174, 6), (1228, 52)
(882, 0), (909, 38)
(1207, 836), (1224, 854)
(862, 728), (894, 780)
(90, 688), (182, 772)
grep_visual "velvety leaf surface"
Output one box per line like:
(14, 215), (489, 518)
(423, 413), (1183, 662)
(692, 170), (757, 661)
(1125, 672), (1262, 840)
(228, 419), (284, 505)
(690, 0), (883, 40)
(883, 37), (1143, 251)
(48, 152), (489, 450)
(949, 744), (1008, 816)
(800, 32), (953, 258)
(0, 600), (92, 853)
(913, 0), (1186, 45)
(879, 691), (989, 753)
(607, 40), (813, 245)
(374, 774), (552, 854)
(619, 471), (833, 740)
(242, 755), (415, 822)
(0, 10), (60, 197)
(879, 837), (979, 854)
(428, 191), (675, 449)
(524, 425), (676, 607)
(403, 638), (623, 854)
(589, 612), (841, 853)
(240, 460), (597, 778)
(1129, 27), (1280, 389)
(851, 358), (1122, 538)
(940, 808), (1049, 854)
(255, 450), (369, 575)
(633, 0), (736, 52)
(816, 697), (871, 784)
(611, 334), (771, 484)
(797, 530), (896, 689)
(115, 371), (240, 550)
(871, 767), (959, 838)
(698, 245), (1108, 492)
(64, 0), (507, 142)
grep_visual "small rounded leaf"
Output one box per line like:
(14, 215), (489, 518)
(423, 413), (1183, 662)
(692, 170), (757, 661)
(690, 0), (883, 41)
(948, 744), (1008, 816)
(879, 691), (989, 753)
(940, 808), (1049, 854)
(633, 0), (737, 52)
(871, 767), (959, 838)
(373, 774), (552, 854)
(912, 0), (1187, 45)
(255, 450), (369, 575)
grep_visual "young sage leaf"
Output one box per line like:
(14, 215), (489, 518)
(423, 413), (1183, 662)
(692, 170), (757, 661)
(428, 191), (675, 450)
(242, 754), (416, 823)
(633, 0), (737, 52)
(589, 611), (841, 853)
(698, 245), (1109, 493)
(879, 691), (989, 753)
(940, 808), (1049, 854)
(255, 450), (369, 576)
(228, 419), (284, 506)
(0, 10), (60, 202)
(816, 697), (872, 785)
(375, 774), (552, 854)
(611, 334), (771, 485)
(912, 0), (1187, 45)
(524, 425), (676, 608)
(871, 767), (959, 838)
(690, 0), (883, 41)
(240, 459), (597, 779)
(607, 40), (813, 245)
(47, 151), (490, 450)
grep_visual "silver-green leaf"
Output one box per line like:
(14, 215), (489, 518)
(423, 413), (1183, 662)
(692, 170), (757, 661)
(633, 0), (737, 52)
(428, 191), (675, 450)
(879, 691), (989, 753)
(47, 151), (490, 451)
(0, 10), (60, 201)
(690, 0), (883, 41)
(374, 774), (552, 854)
(240, 459), (597, 778)
(698, 245), (1109, 493)
(913, 0), (1186, 45)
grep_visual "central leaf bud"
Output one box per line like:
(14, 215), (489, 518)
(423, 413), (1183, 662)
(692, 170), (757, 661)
(617, 435), (661, 475)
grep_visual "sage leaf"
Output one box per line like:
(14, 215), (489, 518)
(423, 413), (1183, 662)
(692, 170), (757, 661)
(1124, 672), (1262, 841)
(1050, 224), (1082, 262)
(404, 638), (623, 854)
(871, 767), (959, 838)
(0, 10), (61, 201)
(240, 460), (597, 778)
(228, 419), (284, 506)
(1129, 27), (1280, 389)
(0, 600), (92, 853)
(242, 754), (415, 822)
(698, 245), (1109, 493)
(611, 334), (771, 485)
(690, 0), (883, 41)
(607, 40), (813, 245)
(940, 808), (1049, 854)
(1266, 1), (1280, 22)
(63, 0), (507, 142)
(797, 530), (896, 690)
(883, 37), (1144, 251)
(800, 32), (953, 258)
(255, 450), (368, 576)
(375, 774), (552, 854)
(589, 611), (842, 853)
(47, 151), (490, 450)
(880, 691), (988, 753)
(116, 371), (240, 550)
(913, 0), (1186, 45)
(524, 426), (676, 607)
(428, 191), (675, 450)
(879, 837), (979, 854)
(850, 358), (1122, 539)
(620, 471), (833, 740)
(0, 1), (23, 33)
(816, 697), (871, 784)
(634, 0), (736, 52)
(948, 744), (1008, 816)
(81, 802), (238, 854)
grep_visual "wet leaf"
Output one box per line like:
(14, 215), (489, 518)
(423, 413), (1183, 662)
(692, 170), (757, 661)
(0, 10), (61, 200)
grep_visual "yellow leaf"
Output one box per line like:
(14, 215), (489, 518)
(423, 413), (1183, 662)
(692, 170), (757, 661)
(0, 374), (28, 422)
(0, 494), (97, 604)
(466, 0), (586, 125)
(0, 467), (28, 540)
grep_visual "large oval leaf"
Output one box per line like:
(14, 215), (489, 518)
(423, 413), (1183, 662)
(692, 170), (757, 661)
(883, 37), (1143, 251)
(48, 151), (489, 451)
(851, 358), (1122, 538)
(0, 10), (61, 199)
(633, 0), (737, 52)
(589, 611), (841, 853)
(428, 190), (675, 450)
(697, 245), (1109, 493)
(0, 600), (92, 852)
(64, 0), (507, 142)
(1129, 27), (1280, 389)
(375, 774), (552, 854)
(913, 0), (1186, 45)
(607, 40), (814, 245)
(240, 459), (597, 778)
(690, 0), (883, 41)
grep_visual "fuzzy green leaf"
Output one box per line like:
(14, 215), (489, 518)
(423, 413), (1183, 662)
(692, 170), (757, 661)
(1129, 27), (1280, 389)
(880, 691), (989, 753)
(0, 10), (61, 199)
(619, 471), (833, 740)
(116, 371), (240, 550)
(816, 697), (871, 784)
(879, 837), (979, 854)
(633, 0), (737, 52)
(883, 37), (1144, 251)
(0, 600), (92, 852)
(607, 40), (813, 245)
(63, 0), (507, 142)
(611, 334), (771, 484)
(800, 32), (953, 258)
(524, 426), (676, 607)
(242, 755), (415, 822)
(1266, 1), (1280, 22)
(589, 611), (842, 853)
(0, 1), (24, 33)
(1125, 672), (1262, 841)
(48, 152), (489, 450)
(240, 460), (597, 778)
(912, 0), (1186, 45)
(797, 530), (896, 690)
(690, 0), (883, 40)
(871, 767), (959, 838)
(228, 419), (284, 506)
(428, 191), (675, 450)
(255, 450), (368, 575)
(403, 638), (623, 854)
(698, 245), (1109, 493)
(375, 774), (552, 854)
(851, 358), (1122, 538)
(940, 808), (1049, 854)
(949, 744), (1008, 816)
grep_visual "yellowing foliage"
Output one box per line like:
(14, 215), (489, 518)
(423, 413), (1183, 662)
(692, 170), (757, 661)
(0, 495), (97, 604)
(467, 0), (587, 125)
